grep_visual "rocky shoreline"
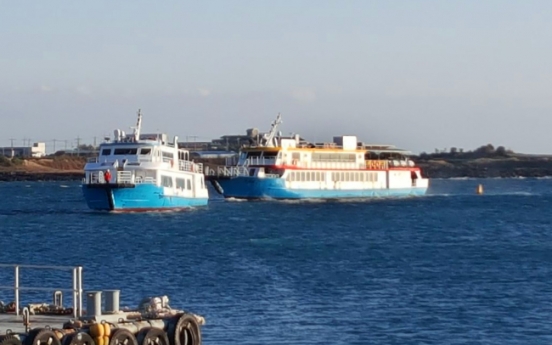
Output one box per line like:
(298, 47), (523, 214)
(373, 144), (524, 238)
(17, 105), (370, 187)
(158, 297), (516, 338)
(416, 157), (552, 179)
(2, 157), (552, 181)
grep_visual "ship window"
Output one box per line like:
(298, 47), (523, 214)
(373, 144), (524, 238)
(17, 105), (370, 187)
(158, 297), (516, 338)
(246, 151), (262, 158)
(187, 179), (192, 190)
(101, 149), (111, 156)
(140, 148), (151, 155)
(176, 178), (185, 189)
(162, 151), (174, 159)
(263, 151), (278, 158)
(161, 175), (173, 187)
(114, 148), (138, 155)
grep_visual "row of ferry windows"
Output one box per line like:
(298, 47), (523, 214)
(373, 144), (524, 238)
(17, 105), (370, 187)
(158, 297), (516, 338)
(288, 152), (358, 163)
(286, 171), (379, 182)
(100, 148), (188, 160)
(101, 148), (151, 156)
(161, 176), (193, 190)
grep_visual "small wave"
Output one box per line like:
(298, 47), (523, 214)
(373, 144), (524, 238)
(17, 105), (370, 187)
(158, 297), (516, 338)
(59, 184), (70, 188)
(249, 238), (282, 245)
(225, 197), (248, 202)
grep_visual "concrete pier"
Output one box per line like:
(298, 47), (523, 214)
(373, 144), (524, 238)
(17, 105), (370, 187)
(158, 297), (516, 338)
(0, 314), (70, 334)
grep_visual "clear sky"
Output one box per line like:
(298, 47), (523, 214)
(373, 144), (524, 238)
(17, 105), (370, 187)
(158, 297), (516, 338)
(1, 0), (551, 154)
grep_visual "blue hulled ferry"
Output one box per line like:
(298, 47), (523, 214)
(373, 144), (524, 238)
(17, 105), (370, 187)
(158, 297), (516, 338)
(208, 114), (429, 200)
(82, 110), (209, 211)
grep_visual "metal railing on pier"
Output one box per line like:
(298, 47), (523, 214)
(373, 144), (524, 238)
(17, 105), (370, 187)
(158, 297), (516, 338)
(0, 264), (83, 318)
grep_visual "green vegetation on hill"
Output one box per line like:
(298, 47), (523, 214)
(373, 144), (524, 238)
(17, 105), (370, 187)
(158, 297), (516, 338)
(416, 144), (514, 160)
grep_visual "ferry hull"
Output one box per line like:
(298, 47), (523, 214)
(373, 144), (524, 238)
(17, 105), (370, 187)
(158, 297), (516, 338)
(82, 184), (208, 211)
(214, 177), (427, 200)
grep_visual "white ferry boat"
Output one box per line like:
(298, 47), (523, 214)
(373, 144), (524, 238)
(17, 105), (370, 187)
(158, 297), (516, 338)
(208, 114), (429, 199)
(82, 110), (209, 211)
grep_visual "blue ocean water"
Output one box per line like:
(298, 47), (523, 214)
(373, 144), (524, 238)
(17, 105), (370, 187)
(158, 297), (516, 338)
(1, 178), (552, 344)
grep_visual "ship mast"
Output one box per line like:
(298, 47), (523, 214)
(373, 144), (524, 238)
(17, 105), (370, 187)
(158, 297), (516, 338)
(262, 113), (282, 147)
(133, 109), (142, 142)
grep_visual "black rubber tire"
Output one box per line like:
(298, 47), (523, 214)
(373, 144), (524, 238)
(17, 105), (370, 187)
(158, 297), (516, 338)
(136, 327), (169, 345)
(0, 335), (22, 345)
(171, 314), (200, 345)
(61, 332), (95, 345)
(108, 329), (138, 345)
(24, 329), (61, 345)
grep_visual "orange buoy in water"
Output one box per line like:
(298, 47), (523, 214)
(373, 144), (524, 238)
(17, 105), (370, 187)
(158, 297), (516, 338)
(476, 184), (484, 195)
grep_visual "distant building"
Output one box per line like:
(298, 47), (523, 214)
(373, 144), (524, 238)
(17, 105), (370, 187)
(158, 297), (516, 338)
(0, 142), (46, 158)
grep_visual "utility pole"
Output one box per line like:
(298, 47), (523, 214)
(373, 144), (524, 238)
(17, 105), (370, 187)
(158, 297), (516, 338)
(76, 136), (81, 156)
(53, 139), (57, 153)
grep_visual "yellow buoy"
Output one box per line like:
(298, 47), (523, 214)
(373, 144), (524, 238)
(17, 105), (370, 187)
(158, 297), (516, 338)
(476, 184), (484, 195)
(90, 323), (105, 338)
(103, 323), (111, 337)
(104, 335), (110, 345)
(94, 336), (104, 345)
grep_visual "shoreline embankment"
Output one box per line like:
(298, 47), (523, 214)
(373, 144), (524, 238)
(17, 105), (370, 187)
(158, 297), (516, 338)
(2, 156), (552, 182)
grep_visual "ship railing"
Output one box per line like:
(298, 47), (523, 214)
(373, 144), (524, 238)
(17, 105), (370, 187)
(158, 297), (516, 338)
(0, 264), (83, 318)
(85, 171), (108, 184)
(365, 160), (390, 170)
(245, 157), (276, 166)
(386, 160), (415, 168)
(116, 170), (133, 184)
(179, 161), (203, 174)
(135, 176), (156, 184)
(217, 166), (249, 177)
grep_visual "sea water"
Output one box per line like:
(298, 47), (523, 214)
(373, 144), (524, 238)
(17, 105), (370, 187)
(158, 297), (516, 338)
(0, 178), (552, 344)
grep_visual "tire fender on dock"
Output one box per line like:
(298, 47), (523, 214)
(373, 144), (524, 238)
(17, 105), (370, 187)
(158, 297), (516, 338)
(167, 314), (201, 345)
(107, 329), (138, 345)
(61, 332), (94, 345)
(24, 329), (62, 345)
(136, 327), (169, 345)
(0, 335), (22, 345)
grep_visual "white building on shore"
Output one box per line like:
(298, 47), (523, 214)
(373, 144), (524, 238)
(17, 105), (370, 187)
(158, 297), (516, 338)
(0, 142), (46, 158)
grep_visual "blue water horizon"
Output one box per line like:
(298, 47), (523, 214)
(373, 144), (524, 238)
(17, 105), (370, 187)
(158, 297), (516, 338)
(1, 177), (552, 344)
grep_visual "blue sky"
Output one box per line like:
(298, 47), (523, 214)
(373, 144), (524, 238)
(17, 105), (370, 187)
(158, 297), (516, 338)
(1, 0), (551, 154)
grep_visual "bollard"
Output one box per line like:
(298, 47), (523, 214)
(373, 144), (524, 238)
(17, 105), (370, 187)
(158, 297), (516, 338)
(104, 290), (120, 314)
(86, 291), (102, 317)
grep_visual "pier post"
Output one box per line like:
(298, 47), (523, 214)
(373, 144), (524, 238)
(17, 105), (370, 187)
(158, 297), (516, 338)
(78, 266), (83, 317)
(14, 265), (19, 316)
(72, 268), (78, 318)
